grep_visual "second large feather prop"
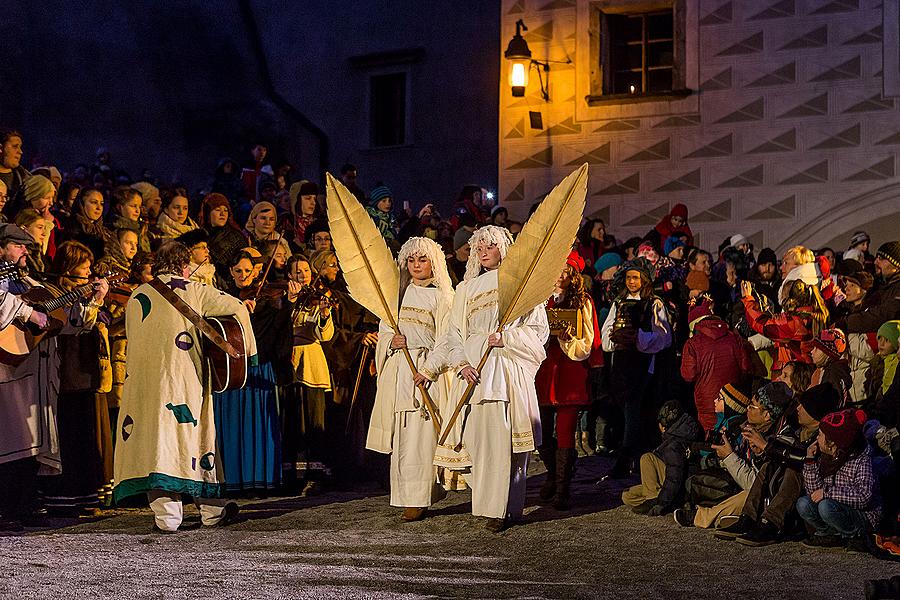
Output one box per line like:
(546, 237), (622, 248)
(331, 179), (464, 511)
(325, 173), (399, 324)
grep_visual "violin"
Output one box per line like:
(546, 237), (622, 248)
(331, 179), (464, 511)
(295, 280), (338, 311)
(238, 280), (291, 301)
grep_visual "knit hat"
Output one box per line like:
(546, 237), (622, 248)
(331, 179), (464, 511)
(721, 383), (750, 415)
(729, 234), (748, 249)
(23, 175), (54, 206)
(566, 251), (586, 273)
(304, 219), (330, 245)
(0, 223), (34, 245)
(688, 301), (713, 326)
(757, 248), (777, 266)
(175, 228), (209, 249)
(756, 382), (793, 420)
(877, 241), (900, 270)
(798, 383), (841, 422)
(877, 320), (900, 349)
(594, 252), (622, 275)
(453, 227), (474, 251)
(369, 185), (392, 205)
(835, 258), (874, 290)
(620, 257), (655, 284)
(685, 270), (710, 292)
(664, 236), (686, 256)
(670, 203), (688, 220)
(812, 328), (847, 360)
(849, 231), (870, 249)
(820, 408), (866, 450)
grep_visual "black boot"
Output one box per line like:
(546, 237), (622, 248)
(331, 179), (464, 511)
(537, 440), (557, 503)
(553, 448), (576, 511)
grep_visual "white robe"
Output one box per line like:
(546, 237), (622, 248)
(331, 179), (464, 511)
(113, 274), (256, 501)
(435, 269), (549, 518)
(366, 284), (454, 507)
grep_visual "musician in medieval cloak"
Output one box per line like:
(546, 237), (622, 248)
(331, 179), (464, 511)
(436, 225), (550, 532)
(113, 242), (255, 533)
(365, 236), (455, 522)
(0, 223), (108, 530)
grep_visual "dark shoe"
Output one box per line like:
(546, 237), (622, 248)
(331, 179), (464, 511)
(0, 519), (24, 533)
(598, 454), (633, 482)
(801, 534), (844, 549)
(553, 448), (576, 511)
(484, 517), (506, 533)
(214, 502), (241, 527)
(865, 575), (900, 600)
(594, 445), (614, 457)
(152, 524), (178, 534)
(674, 508), (696, 528)
(846, 535), (872, 555)
(714, 515), (754, 540)
(401, 507), (428, 522)
(631, 499), (657, 515)
(736, 519), (781, 547)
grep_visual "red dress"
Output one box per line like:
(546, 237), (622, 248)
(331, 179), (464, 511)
(535, 297), (602, 408)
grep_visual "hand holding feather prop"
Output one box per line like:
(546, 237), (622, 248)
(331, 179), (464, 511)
(325, 173), (442, 433)
(438, 163), (588, 445)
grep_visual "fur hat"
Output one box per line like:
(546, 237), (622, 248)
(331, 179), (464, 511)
(877, 241), (900, 270)
(798, 383), (841, 422)
(820, 408), (866, 450)
(812, 328), (847, 360)
(756, 381), (793, 420)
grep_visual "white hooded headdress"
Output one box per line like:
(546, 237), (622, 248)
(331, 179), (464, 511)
(464, 225), (514, 281)
(397, 236), (454, 303)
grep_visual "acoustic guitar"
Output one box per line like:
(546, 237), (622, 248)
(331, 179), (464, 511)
(203, 315), (248, 393)
(0, 272), (127, 367)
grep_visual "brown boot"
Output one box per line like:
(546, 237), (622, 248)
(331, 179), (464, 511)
(553, 448), (576, 511)
(581, 431), (595, 456)
(401, 507), (428, 522)
(537, 439), (557, 503)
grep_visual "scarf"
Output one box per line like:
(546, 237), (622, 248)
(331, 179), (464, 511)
(366, 206), (397, 240)
(883, 353), (898, 396)
(77, 213), (109, 240)
(156, 211), (199, 238)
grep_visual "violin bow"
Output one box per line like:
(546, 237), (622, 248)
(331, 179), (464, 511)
(250, 223), (287, 303)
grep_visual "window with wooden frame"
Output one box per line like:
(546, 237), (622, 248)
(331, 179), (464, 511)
(588, 1), (689, 103)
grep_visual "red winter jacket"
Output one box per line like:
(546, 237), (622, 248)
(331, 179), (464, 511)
(680, 317), (755, 431)
(741, 296), (815, 371)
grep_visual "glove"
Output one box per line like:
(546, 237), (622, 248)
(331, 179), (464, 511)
(876, 427), (899, 454)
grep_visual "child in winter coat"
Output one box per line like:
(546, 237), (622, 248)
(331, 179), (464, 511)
(621, 401), (701, 515)
(809, 328), (852, 407)
(865, 321), (900, 428)
(797, 408), (880, 551)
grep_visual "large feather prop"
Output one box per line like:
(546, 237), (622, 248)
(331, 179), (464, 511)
(325, 173), (441, 432)
(438, 163), (589, 444)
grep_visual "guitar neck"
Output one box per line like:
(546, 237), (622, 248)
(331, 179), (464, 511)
(42, 283), (93, 312)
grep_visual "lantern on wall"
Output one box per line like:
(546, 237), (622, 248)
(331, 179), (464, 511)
(504, 20), (532, 97)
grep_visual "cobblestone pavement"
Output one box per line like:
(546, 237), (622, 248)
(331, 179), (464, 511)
(0, 455), (895, 599)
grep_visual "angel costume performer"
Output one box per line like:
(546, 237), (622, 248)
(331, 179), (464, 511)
(435, 226), (550, 522)
(113, 271), (255, 532)
(366, 237), (455, 511)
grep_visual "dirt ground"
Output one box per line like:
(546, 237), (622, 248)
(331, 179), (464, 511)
(0, 455), (896, 600)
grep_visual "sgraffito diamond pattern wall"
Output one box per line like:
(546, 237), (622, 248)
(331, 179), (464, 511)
(499, 0), (900, 253)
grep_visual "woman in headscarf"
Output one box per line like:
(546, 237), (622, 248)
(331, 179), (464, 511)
(367, 237), (457, 522)
(283, 181), (323, 251)
(21, 174), (59, 259)
(245, 201), (291, 260)
(109, 185), (150, 252)
(198, 192), (248, 281)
